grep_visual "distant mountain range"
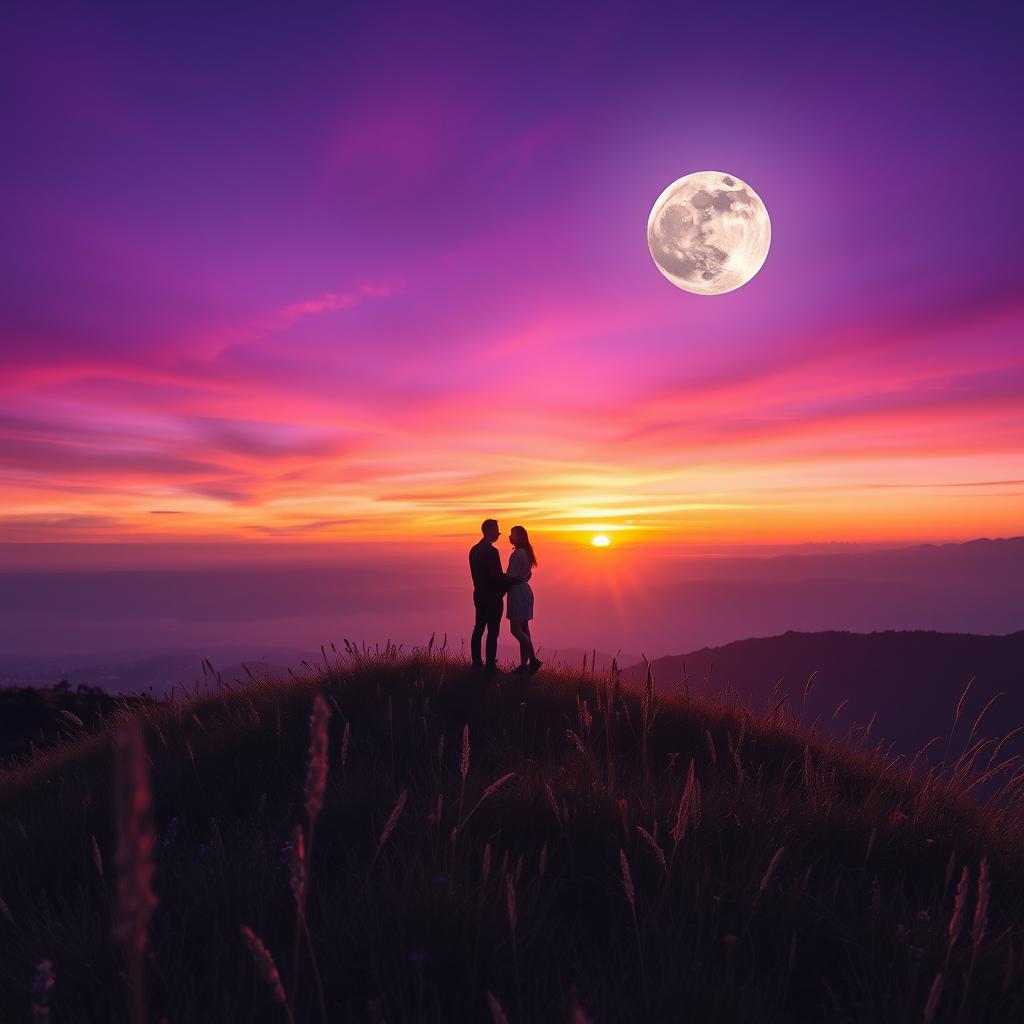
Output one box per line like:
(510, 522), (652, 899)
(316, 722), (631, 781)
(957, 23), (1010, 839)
(627, 536), (1024, 652)
(660, 536), (1024, 585)
(622, 629), (1024, 763)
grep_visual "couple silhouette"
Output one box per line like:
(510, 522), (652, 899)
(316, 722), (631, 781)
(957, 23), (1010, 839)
(468, 519), (542, 675)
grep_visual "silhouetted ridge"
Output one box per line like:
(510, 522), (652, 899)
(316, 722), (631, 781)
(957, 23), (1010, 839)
(623, 630), (1024, 761)
(1, 651), (1022, 1021)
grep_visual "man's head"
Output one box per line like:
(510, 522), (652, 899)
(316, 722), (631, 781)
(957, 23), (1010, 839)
(481, 518), (500, 543)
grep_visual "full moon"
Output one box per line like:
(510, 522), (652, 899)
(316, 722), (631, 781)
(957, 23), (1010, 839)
(647, 170), (770, 295)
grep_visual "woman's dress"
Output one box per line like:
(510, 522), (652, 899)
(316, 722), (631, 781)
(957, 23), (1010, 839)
(505, 548), (534, 621)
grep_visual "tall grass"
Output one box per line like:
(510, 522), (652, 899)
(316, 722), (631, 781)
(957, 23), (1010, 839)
(2, 644), (1024, 1021)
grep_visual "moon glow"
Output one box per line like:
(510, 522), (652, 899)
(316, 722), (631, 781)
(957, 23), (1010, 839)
(647, 171), (770, 295)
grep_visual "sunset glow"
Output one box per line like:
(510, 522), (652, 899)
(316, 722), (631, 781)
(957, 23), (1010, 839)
(3, 6), (1022, 563)
(4, 9), (1024, 1020)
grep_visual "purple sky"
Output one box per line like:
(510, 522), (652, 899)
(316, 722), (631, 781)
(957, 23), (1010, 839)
(3, 2), (1023, 567)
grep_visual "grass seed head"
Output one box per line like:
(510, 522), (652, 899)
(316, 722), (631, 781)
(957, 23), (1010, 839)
(949, 865), (971, 948)
(240, 924), (287, 1006)
(943, 851), (956, 892)
(378, 788), (408, 850)
(486, 991), (510, 1024)
(544, 781), (561, 826)
(636, 827), (667, 874)
(756, 846), (785, 904)
(954, 678), (974, 726)
(91, 834), (105, 884)
(113, 721), (158, 966)
(506, 872), (518, 936)
(463, 772), (516, 826)
(972, 857), (990, 951)
(803, 671), (818, 698)
(341, 722), (351, 768)
(620, 849), (635, 911)
(304, 695), (331, 825)
(923, 972), (944, 1024)
(481, 842), (492, 887)
(284, 824), (306, 909)
(968, 694), (1003, 745)
(671, 758), (700, 846)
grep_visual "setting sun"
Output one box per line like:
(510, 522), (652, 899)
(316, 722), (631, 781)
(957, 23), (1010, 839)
(591, 534), (611, 547)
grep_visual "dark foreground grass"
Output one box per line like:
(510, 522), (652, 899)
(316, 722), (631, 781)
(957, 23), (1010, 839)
(1, 646), (1023, 1023)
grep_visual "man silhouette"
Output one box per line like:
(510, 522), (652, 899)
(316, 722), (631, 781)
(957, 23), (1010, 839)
(469, 519), (519, 672)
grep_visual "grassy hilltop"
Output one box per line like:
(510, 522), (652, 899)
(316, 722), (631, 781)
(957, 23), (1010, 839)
(1, 646), (1023, 1023)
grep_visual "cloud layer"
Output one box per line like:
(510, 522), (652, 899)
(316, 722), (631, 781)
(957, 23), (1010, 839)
(2, 3), (1023, 556)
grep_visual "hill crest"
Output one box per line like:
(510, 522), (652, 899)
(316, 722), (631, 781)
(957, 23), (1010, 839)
(2, 652), (1023, 1021)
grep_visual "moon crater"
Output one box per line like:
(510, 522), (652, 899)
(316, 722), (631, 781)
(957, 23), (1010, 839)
(647, 171), (770, 295)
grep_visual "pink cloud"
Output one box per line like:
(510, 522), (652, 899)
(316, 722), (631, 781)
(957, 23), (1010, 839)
(278, 285), (393, 321)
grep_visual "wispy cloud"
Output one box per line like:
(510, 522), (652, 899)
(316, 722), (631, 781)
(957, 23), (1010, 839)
(3, 3), (1023, 553)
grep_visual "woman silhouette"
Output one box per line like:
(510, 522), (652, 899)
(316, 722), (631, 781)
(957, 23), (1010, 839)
(506, 525), (542, 674)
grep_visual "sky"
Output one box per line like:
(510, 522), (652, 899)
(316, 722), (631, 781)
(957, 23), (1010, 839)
(3, 1), (1024, 572)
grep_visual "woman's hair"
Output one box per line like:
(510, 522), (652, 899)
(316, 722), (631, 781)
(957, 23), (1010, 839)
(511, 525), (538, 567)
